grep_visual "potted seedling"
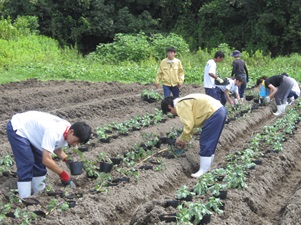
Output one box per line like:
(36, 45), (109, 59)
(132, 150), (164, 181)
(208, 183), (228, 199)
(176, 185), (195, 201)
(97, 130), (111, 143)
(118, 125), (129, 136)
(177, 202), (213, 225)
(84, 160), (101, 179)
(205, 196), (225, 214)
(141, 89), (163, 103)
(98, 153), (113, 173)
(153, 109), (164, 124)
(211, 168), (227, 182)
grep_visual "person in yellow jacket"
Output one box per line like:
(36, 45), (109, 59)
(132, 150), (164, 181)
(161, 94), (227, 178)
(155, 47), (184, 98)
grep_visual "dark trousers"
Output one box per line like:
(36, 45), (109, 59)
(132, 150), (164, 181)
(6, 121), (47, 182)
(238, 74), (247, 98)
(199, 107), (227, 157)
(287, 90), (299, 99)
(215, 87), (227, 105)
(205, 88), (217, 99)
(163, 85), (180, 98)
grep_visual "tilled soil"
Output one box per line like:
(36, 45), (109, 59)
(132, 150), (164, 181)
(0, 79), (300, 225)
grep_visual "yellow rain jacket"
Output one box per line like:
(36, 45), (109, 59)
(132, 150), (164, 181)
(175, 94), (222, 142)
(156, 58), (184, 87)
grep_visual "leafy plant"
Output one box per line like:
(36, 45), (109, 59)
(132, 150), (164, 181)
(205, 196), (224, 214)
(176, 185), (195, 199)
(208, 183), (227, 197)
(141, 89), (163, 100)
(177, 202), (212, 224)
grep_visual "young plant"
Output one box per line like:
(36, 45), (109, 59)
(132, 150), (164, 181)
(94, 173), (112, 193)
(176, 185), (195, 200)
(205, 196), (224, 214)
(208, 183), (227, 197)
(141, 89), (163, 100)
(177, 202), (212, 224)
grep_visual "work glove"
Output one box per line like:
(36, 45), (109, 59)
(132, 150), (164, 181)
(59, 171), (76, 188)
(264, 96), (270, 104)
(234, 99), (239, 105)
(216, 77), (224, 84)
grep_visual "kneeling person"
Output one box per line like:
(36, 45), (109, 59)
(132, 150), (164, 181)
(161, 94), (227, 178)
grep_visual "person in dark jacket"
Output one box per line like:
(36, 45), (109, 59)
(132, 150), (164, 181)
(231, 50), (249, 99)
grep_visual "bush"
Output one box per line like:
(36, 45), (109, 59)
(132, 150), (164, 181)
(88, 32), (189, 63)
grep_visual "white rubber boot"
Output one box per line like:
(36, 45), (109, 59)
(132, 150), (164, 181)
(32, 176), (46, 194)
(273, 105), (284, 116)
(17, 181), (32, 199)
(288, 97), (294, 105)
(211, 154), (215, 163)
(191, 156), (212, 178)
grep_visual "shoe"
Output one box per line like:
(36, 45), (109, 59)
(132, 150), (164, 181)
(273, 104), (285, 116)
(191, 156), (212, 178)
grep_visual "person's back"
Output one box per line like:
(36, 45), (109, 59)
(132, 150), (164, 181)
(231, 50), (248, 99)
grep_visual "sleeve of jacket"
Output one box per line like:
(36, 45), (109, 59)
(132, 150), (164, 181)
(156, 62), (163, 84)
(177, 103), (194, 142)
(178, 60), (184, 84)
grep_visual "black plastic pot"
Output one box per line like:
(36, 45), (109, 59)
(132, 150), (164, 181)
(143, 96), (158, 103)
(99, 138), (110, 143)
(252, 159), (262, 165)
(33, 210), (46, 218)
(47, 190), (64, 197)
(111, 158), (123, 165)
(104, 129), (113, 134)
(132, 126), (141, 131)
(200, 214), (211, 224)
(154, 141), (161, 148)
(159, 136), (168, 144)
(5, 212), (15, 218)
(165, 199), (182, 208)
(177, 195), (193, 202)
(162, 152), (175, 159)
(138, 165), (153, 170)
(22, 197), (40, 206)
(160, 118), (167, 123)
(167, 138), (176, 146)
(2, 171), (17, 177)
(99, 162), (113, 173)
(217, 175), (225, 182)
(67, 200), (76, 208)
(214, 190), (227, 200)
(78, 146), (89, 152)
(219, 202), (225, 210)
(159, 213), (177, 222)
(245, 95), (254, 101)
(69, 161), (84, 175)
(111, 177), (130, 183)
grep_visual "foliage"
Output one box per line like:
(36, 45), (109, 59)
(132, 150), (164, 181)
(141, 89), (163, 100)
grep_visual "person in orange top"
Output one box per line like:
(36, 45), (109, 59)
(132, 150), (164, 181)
(161, 94), (227, 178)
(155, 47), (184, 98)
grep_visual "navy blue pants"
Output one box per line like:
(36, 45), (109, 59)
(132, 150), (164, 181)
(238, 74), (247, 98)
(215, 87), (227, 105)
(287, 90), (299, 99)
(199, 107), (227, 157)
(6, 121), (47, 182)
(163, 85), (180, 98)
(205, 88), (217, 99)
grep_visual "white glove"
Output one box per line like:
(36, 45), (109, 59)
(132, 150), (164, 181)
(216, 78), (224, 84)
(234, 99), (239, 105)
(265, 96), (270, 103)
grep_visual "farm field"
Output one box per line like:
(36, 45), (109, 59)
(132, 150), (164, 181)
(1, 79), (301, 225)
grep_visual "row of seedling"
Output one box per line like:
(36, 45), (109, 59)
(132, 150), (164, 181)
(95, 109), (173, 142)
(159, 101), (301, 224)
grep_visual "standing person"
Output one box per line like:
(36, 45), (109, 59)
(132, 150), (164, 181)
(6, 111), (92, 198)
(256, 74), (294, 116)
(287, 77), (300, 104)
(155, 47), (184, 98)
(215, 76), (244, 105)
(161, 94), (227, 178)
(231, 50), (249, 99)
(204, 51), (225, 98)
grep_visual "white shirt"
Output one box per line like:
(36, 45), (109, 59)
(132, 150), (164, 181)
(217, 79), (238, 93)
(11, 111), (70, 153)
(204, 59), (216, 88)
(291, 78), (300, 96)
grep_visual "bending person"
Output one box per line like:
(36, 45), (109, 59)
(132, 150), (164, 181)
(256, 74), (294, 116)
(161, 94), (226, 178)
(215, 76), (244, 105)
(6, 111), (92, 198)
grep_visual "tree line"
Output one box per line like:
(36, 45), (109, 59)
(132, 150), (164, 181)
(1, 0), (300, 56)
